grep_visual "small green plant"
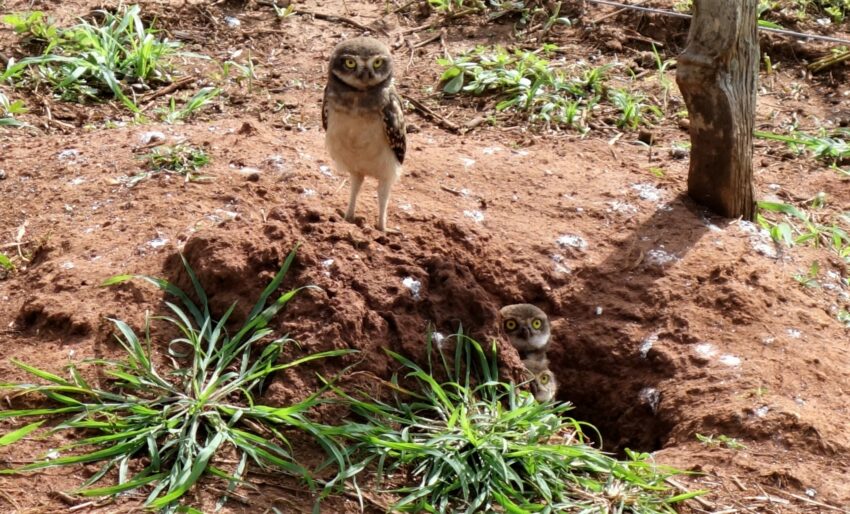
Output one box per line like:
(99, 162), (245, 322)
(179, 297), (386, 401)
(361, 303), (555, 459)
(757, 201), (850, 262)
(334, 332), (701, 513)
(0, 247), (352, 510)
(609, 88), (662, 130)
(838, 309), (850, 326)
(130, 143), (211, 185)
(439, 46), (628, 130)
(756, 129), (850, 166)
(696, 433), (747, 450)
(0, 253), (14, 274)
(1, 6), (179, 112)
(794, 261), (821, 288)
(161, 87), (220, 124)
(651, 44), (675, 111)
(0, 90), (27, 127)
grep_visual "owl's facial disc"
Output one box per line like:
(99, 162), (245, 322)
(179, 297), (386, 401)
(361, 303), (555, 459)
(333, 53), (391, 90)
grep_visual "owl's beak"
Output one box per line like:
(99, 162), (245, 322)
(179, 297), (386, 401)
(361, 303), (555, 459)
(519, 326), (530, 339)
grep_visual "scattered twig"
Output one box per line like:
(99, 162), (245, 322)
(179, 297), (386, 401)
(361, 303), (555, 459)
(392, 0), (421, 14)
(591, 0), (647, 24)
(764, 486), (846, 512)
(411, 31), (442, 49)
(401, 93), (459, 133)
(139, 76), (196, 111)
(665, 477), (716, 510)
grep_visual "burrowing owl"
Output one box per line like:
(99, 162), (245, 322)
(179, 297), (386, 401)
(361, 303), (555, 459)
(500, 303), (558, 402)
(322, 37), (406, 232)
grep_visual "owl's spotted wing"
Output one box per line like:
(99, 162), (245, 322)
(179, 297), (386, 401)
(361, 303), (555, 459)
(382, 90), (406, 165)
(321, 85), (329, 131)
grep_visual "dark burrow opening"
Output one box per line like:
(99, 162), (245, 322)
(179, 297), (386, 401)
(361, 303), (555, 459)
(548, 333), (675, 456)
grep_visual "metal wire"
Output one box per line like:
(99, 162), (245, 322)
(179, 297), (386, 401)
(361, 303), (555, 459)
(585, 0), (850, 46)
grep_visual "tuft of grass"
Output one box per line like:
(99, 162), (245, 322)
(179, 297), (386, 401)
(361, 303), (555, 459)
(333, 332), (700, 513)
(1, 6), (179, 112)
(145, 143), (210, 179)
(794, 261), (821, 288)
(0, 90), (27, 127)
(161, 86), (221, 124)
(609, 88), (662, 130)
(439, 46), (635, 131)
(0, 247), (353, 511)
(756, 129), (850, 167)
(757, 201), (850, 262)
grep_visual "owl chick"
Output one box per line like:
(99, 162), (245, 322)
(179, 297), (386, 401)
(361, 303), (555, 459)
(500, 303), (557, 402)
(322, 37), (406, 232)
(523, 355), (558, 403)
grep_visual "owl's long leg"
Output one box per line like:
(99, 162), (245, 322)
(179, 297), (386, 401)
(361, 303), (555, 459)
(376, 177), (394, 232)
(345, 173), (365, 222)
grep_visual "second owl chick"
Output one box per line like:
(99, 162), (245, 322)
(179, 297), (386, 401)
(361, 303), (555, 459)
(322, 37), (406, 232)
(500, 303), (558, 402)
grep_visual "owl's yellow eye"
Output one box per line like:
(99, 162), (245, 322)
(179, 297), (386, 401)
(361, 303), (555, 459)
(344, 58), (357, 69)
(531, 319), (543, 330)
(504, 319), (517, 331)
(373, 58), (384, 69)
(538, 373), (550, 385)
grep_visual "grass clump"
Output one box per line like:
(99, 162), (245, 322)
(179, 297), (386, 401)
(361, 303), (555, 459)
(439, 45), (660, 131)
(757, 200), (850, 261)
(0, 90), (27, 126)
(1, 6), (179, 112)
(0, 247), (352, 511)
(756, 128), (850, 167)
(335, 332), (699, 513)
(141, 143), (211, 183)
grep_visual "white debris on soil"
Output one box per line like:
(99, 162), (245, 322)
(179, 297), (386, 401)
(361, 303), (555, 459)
(762, 336), (775, 346)
(318, 164), (335, 178)
(787, 328), (802, 339)
(595, 306), (603, 316)
(58, 149), (80, 161)
(398, 202), (413, 212)
(551, 254), (571, 274)
(431, 331), (446, 349)
(463, 210), (484, 223)
(459, 157), (476, 168)
(148, 236), (169, 249)
(719, 354), (741, 367)
(224, 16), (241, 27)
(69, 177), (86, 186)
(61, 261), (75, 270)
(631, 183), (664, 203)
(806, 488), (817, 498)
(646, 248), (678, 267)
(322, 259), (334, 276)
(638, 387), (661, 414)
(556, 234), (587, 250)
(481, 146), (502, 155)
(264, 155), (286, 171)
(608, 200), (638, 214)
(640, 331), (659, 359)
(511, 149), (529, 157)
(738, 221), (778, 258)
(402, 277), (422, 299)
(302, 188), (317, 197)
(139, 131), (166, 145)
(694, 343), (717, 358)
(753, 405), (770, 418)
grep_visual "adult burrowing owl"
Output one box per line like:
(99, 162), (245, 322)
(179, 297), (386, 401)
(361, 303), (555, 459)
(500, 303), (558, 402)
(322, 37), (406, 232)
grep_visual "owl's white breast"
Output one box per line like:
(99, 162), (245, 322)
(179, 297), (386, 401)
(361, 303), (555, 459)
(325, 107), (401, 182)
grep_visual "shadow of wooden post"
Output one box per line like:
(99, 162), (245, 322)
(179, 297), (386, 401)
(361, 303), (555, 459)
(676, 0), (758, 220)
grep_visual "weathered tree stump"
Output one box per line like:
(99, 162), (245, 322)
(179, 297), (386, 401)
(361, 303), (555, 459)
(676, 0), (758, 220)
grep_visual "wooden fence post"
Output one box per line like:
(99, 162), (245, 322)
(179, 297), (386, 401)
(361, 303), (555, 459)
(676, 0), (758, 220)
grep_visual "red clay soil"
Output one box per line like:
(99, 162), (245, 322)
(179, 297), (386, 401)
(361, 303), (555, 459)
(1, 0), (850, 512)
